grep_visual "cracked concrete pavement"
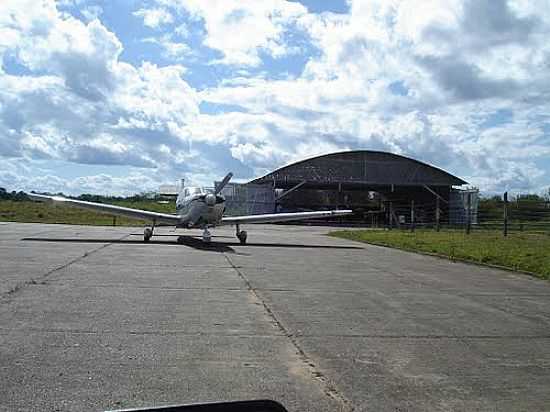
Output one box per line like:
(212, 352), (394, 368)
(1, 222), (550, 411)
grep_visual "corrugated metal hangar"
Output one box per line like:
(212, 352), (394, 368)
(224, 150), (473, 226)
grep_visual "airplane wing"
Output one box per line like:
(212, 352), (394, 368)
(28, 193), (181, 225)
(220, 209), (353, 225)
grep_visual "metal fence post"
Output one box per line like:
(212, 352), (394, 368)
(113, 216), (116, 226)
(503, 191), (508, 237)
(389, 201), (393, 230)
(436, 197), (440, 232)
(410, 200), (415, 232)
(466, 192), (471, 235)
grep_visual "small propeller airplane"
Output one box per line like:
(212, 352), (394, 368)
(28, 172), (353, 244)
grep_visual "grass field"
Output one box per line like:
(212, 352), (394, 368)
(330, 229), (550, 279)
(0, 200), (174, 226)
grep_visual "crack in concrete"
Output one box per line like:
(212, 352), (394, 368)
(0, 327), (287, 337)
(223, 254), (354, 411)
(27, 284), (247, 291)
(2, 325), (548, 340)
(1, 233), (131, 304)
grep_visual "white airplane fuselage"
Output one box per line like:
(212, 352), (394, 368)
(175, 187), (225, 228)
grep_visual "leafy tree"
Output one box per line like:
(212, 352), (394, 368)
(0, 188), (29, 201)
(517, 193), (544, 202)
(13, 191), (29, 201)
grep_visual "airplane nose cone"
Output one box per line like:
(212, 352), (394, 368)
(205, 193), (216, 206)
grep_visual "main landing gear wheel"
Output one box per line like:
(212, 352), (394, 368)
(237, 230), (247, 245)
(177, 236), (186, 245)
(143, 227), (153, 242)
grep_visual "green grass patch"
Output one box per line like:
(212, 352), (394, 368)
(329, 229), (550, 279)
(0, 200), (175, 227)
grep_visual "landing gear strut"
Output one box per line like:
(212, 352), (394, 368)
(202, 227), (212, 243)
(236, 224), (247, 245)
(144, 221), (155, 242)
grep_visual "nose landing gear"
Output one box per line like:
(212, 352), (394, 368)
(202, 227), (212, 243)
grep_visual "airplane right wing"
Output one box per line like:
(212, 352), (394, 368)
(28, 193), (181, 225)
(220, 209), (353, 225)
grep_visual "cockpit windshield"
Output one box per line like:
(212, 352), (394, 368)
(183, 187), (202, 197)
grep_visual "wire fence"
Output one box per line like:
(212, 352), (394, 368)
(380, 192), (550, 236)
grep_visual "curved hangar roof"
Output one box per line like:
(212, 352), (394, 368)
(249, 150), (467, 188)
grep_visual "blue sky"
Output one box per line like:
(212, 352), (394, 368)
(0, 0), (549, 195)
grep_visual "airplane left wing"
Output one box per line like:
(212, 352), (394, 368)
(28, 193), (181, 225)
(220, 209), (353, 225)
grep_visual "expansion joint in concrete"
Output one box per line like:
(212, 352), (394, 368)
(1, 233), (130, 304)
(223, 254), (354, 411)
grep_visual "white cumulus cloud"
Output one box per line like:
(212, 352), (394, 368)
(157, 0), (308, 66)
(133, 7), (174, 29)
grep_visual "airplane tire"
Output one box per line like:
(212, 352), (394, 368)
(238, 231), (247, 245)
(144, 228), (153, 242)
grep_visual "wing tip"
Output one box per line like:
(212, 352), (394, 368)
(332, 209), (353, 215)
(29, 193), (66, 202)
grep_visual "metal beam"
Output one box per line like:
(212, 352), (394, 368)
(423, 185), (448, 204)
(275, 180), (307, 201)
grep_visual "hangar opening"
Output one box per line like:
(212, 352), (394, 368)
(222, 150), (474, 227)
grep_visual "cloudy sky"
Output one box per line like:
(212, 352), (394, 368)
(0, 0), (549, 196)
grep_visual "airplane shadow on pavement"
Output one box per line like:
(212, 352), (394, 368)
(21, 236), (363, 254)
(22, 236), (237, 253)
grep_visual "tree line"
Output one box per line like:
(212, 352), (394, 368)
(0, 188), (29, 201)
(0, 188), (160, 202)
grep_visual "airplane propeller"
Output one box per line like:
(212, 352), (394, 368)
(199, 172), (233, 207)
(214, 172), (233, 195)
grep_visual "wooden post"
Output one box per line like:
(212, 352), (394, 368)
(389, 201), (393, 230)
(113, 216), (117, 226)
(436, 197), (441, 232)
(466, 192), (471, 235)
(410, 200), (415, 232)
(503, 191), (509, 237)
